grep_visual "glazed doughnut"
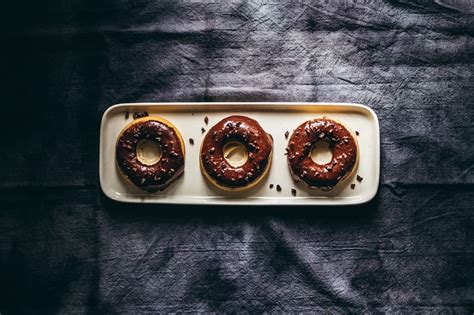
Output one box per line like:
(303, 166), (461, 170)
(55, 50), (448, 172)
(200, 115), (273, 191)
(116, 116), (185, 192)
(286, 117), (358, 190)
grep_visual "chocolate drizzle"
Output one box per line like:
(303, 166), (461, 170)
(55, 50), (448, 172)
(200, 115), (273, 189)
(286, 117), (358, 190)
(116, 118), (185, 191)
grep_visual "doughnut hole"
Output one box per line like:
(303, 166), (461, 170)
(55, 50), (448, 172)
(223, 141), (248, 167)
(311, 141), (333, 165)
(137, 139), (162, 165)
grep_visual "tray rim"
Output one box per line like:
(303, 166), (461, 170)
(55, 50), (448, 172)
(99, 102), (380, 206)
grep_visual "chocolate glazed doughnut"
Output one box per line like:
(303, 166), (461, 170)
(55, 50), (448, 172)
(200, 115), (273, 191)
(287, 117), (358, 190)
(116, 116), (185, 192)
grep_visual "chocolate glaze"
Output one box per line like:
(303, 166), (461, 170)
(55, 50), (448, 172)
(116, 118), (185, 192)
(287, 117), (358, 190)
(200, 115), (273, 189)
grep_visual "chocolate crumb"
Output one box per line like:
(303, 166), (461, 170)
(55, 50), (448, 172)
(285, 131), (289, 139)
(133, 111), (149, 119)
(355, 130), (360, 136)
(291, 189), (297, 196)
(201, 127), (206, 134)
(125, 111), (129, 119)
(357, 175), (363, 182)
(351, 184), (356, 189)
(189, 138), (194, 145)
(276, 185), (282, 192)
(269, 184), (274, 189)
(204, 116), (209, 124)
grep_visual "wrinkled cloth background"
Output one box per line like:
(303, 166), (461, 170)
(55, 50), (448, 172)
(1, 0), (473, 313)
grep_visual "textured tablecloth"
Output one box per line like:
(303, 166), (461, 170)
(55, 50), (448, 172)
(1, 0), (473, 313)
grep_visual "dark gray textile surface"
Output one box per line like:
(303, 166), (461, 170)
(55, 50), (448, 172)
(1, 0), (473, 313)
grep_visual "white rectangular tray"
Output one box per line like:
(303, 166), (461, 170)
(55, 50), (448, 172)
(100, 103), (380, 205)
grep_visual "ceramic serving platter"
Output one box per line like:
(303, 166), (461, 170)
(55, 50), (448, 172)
(99, 103), (380, 205)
